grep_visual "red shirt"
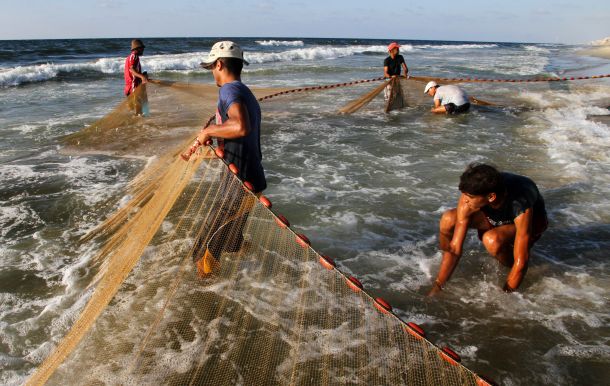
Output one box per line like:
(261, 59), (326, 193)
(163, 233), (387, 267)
(124, 52), (141, 95)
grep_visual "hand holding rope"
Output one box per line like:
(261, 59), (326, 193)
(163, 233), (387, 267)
(181, 116), (215, 161)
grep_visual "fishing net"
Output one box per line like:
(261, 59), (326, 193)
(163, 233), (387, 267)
(27, 80), (490, 385)
(385, 77), (407, 113)
(339, 75), (500, 114)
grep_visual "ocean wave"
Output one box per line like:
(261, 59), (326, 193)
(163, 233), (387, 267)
(245, 45), (388, 64)
(414, 44), (498, 50)
(0, 51), (210, 87)
(1, 45), (387, 87)
(524, 45), (551, 53)
(255, 40), (305, 47)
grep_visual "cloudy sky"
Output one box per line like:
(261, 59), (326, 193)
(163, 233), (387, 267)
(1, 0), (608, 43)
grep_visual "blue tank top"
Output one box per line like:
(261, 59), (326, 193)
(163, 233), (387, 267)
(217, 81), (266, 193)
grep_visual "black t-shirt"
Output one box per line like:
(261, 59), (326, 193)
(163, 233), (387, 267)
(482, 173), (546, 226)
(217, 81), (266, 193)
(383, 54), (406, 76)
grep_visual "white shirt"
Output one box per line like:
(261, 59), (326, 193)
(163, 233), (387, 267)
(434, 85), (469, 106)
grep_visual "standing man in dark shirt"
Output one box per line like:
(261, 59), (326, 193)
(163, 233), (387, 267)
(428, 163), (548, 295)
(383, 42), (408, 100)
(383, 42), (408, 78)
(193, 41), (266, 276)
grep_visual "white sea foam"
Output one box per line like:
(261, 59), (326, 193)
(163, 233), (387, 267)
(0, 52), (210, 87)
(0, 204), (44, 239)
(528, 87), (610, 189)
(524, 45), (551, 53)
(255, 40), (305, 47)
(415, 44), (498, 50)
(245, 45), (388, 64)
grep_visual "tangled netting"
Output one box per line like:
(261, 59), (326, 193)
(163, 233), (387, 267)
(27, 80), (495, 385)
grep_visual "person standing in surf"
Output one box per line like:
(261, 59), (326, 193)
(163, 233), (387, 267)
(424, 81), (470, 114)
(428, 163), (548, 295)
(383, 42), (409, 100)
(192, 41), (266, 276)
(124, 39), (149, 115)
(383, 42), (409, 79)
(197, 40), (266, 193)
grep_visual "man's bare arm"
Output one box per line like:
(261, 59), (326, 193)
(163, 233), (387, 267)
(431, 98), (446, 113)
(428, 194), (477, 295)
(197, 102), (251, 143)
(129, 67), (148, 83)
(504, 209), (533, 291)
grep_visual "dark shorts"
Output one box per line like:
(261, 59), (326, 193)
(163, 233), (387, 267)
(477, 211), (548, 245)
(444, 102), (470, 115)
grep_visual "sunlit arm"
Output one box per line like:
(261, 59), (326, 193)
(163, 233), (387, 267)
(198, 102), (251, 144)
(428, 195), (473, 296)
(504, 209), (533, 291)
(129, 67), (148, 83)
(431, 98), (446, 114)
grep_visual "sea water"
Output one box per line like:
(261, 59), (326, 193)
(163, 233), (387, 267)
(1, 38), (609, 385)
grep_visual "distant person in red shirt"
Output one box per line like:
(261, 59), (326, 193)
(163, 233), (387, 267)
(124, 39), (148, 96)
(124, 39), (149, 115)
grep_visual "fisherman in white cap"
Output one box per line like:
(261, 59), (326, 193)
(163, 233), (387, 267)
(197, 41), (265, 192)
(424, 81), (471, 114)
(192, 41), (266, 276)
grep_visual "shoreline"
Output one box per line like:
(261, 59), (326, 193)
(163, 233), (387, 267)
(578, 45), (610, 60)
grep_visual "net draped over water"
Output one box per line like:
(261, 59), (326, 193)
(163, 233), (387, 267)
(28, 80), (489, 385)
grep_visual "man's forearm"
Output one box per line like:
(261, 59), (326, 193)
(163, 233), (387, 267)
(505, 253), (528, 290)
(435, 251), (461, 287)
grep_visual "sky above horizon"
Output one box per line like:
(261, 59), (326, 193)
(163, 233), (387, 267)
(1, 0), (609, 44)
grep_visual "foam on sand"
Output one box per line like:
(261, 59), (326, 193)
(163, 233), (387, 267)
(578, 37), (610, 59)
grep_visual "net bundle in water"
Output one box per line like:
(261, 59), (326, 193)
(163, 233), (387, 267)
(28, 81), (487, 385)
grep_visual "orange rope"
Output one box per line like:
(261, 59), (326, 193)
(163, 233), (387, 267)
(257, 73), (610, 102)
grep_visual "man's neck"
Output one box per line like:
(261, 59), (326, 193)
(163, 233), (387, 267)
(218, 73), (240, 86)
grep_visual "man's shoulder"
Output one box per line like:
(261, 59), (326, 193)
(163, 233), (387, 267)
(126, 52), (139, 64)
(502, 172), (535, 186)
(219, 81), (258, 107)
(221, 81), (252, 93)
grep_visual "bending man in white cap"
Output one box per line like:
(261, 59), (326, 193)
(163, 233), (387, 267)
(424, 81), (470, 114)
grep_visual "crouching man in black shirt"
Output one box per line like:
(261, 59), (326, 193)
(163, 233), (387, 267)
(429, 163), (548, 295)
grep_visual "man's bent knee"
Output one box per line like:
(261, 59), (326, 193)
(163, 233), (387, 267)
(482, 231), (503, 256)
(482, 231), (513, 266)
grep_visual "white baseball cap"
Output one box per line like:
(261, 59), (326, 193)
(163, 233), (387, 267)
(200, 41), (249, 68)
(424, 81), (438, 94)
